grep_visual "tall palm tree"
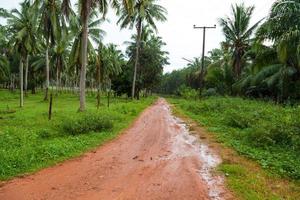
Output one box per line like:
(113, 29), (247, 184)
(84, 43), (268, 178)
(187, 57), (210, 92)
(258, 0), (300, 41)
(219, 4), (262, 79)
(34, 0), (61, 101)
(66, 0), (132, 111)
(102, 44), (123, 107)
(118, 0), (167, 99)
(0, 26), (9, 83)
(0, 56), (9, 82)
(1, 0), (38, 107)
(252, 0), (300, 101)
(69, 10), (106, 96)
(51, 28), (72, 94)
(95, 43), (104, 108)
(69, 10), (106, 67)
(125, 27), (168, 97)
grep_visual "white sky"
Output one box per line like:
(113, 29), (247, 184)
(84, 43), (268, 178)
(0, 0), (275, 72)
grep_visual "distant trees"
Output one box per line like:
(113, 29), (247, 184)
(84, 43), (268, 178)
(159, 57), (210, 95)
(113, 28), (168, 98)
(118, 0), (167, 99)
(160, 1), (300, 102)
(0, 0), (168, 109)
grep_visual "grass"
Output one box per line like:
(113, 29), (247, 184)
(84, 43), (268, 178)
(169, 96), (300, 200)
(0, 89), (155, 180)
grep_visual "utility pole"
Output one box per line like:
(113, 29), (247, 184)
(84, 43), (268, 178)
(193, 24), (216, 92)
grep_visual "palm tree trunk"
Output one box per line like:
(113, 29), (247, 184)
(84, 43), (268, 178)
(131, 19), (142, 99)
(107, 79), (111, 108)
(44, 47), (50, 101)
(24, 55), (29, 96)
(235, 53), (242, 78)
(56, 59), (60, 95)
(31, 70), (36, 94)
(79, 2), (90, 112)
(96, 59), (101, 109)
(19, 59), (24, 108)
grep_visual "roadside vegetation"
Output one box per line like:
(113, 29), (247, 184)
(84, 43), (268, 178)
(170, 97), (300, 199)
(0, 90), (155, 180)
(0, 0), (165, 180)
(1, 0), (300, 199)
(160, 1), (300, 197)
(170, 97), (300, 179)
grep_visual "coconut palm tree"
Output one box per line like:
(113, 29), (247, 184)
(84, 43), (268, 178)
(33, 0), (61, 101)
(0, 26), (9, 84)
(69, 10), (106, 95)
(92, 42), (105, 108)
(257, 0), (300, 41)
(219, 4), (262, 79)
(102, 44), (123, 107)
(1, 0), (38, 107)
(250, 0), (300, 101)
(187, 57), (209, 92)
(117, 0), (167, 99)
(51, 27), (72, 94)
(125, 27), (168, 97)
(63, 0), (132, 111)
(205, 44), (235, 94)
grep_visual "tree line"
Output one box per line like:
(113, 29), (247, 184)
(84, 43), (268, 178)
(0, 0), (168, 110)
(160, 1), (300, 103)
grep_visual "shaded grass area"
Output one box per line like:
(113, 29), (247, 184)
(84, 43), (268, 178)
(169, 97), (300, 200)
(0, 90), (155, 180)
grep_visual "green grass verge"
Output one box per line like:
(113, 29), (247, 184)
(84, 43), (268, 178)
(168, 96), (300, 200)
(0, 90), (155, 180)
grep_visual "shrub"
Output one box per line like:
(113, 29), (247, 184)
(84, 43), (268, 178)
(38, 129), (52, 139)
(224, 110), (255, 129)
(62, 113), (113, 135)
(178, 85), (198, 99)
(202, 88), (218, 97)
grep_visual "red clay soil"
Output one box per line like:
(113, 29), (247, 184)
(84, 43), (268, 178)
(0, 99), (231, 200)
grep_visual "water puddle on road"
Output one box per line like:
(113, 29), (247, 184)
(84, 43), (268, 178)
(163, 104), (225, 200)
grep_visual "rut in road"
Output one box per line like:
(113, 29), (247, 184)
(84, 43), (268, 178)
(0, 99), (231, 200)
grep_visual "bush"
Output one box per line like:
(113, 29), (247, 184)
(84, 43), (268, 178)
(62, 113), (113, 135)
(224, 110), (256, 129)
(177, 85), (198, 99)
(38, 129), (52, 139)
(202, 88), (218, 97)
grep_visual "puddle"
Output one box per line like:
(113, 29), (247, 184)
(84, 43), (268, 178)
(163, 103), (225, 200)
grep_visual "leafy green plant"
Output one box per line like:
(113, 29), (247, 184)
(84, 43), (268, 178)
(62, 113), (113, 135)
(178, 85), (198, 99)
(37, 129), (52, 139)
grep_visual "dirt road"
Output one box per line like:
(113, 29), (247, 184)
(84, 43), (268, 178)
(0, 99), (230, 200)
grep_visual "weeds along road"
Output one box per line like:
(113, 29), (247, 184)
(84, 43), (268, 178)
(0, 99), (231, 200)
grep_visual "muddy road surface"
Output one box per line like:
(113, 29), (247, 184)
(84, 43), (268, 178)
(0, 99), (231, 200)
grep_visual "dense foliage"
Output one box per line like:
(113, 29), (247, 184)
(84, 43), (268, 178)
(160, 1), (300, 103)
(0, 0), (168, 110)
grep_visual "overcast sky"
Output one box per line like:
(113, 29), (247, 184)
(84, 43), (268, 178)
(0, 0), (275, 72)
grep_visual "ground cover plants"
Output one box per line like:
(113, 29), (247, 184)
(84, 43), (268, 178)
(0, 90), (155, 180)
